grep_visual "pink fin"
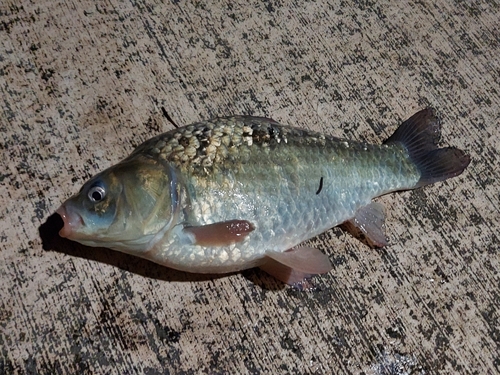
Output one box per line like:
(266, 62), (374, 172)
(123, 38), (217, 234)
(184, 220), (255, 247)
(260, 247), (333, 285)
(346, 202), (388, 248)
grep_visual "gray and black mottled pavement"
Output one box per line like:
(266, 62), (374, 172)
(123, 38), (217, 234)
(1, 1), (498, 374)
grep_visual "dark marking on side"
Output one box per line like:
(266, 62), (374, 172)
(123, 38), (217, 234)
(316, 177), (324, 195)
(161, 107), (179, 128)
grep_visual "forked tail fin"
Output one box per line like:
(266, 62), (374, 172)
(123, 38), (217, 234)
(384, 108), (470, 188)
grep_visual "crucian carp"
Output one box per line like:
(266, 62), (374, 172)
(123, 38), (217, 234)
(57, 108), (470, 284)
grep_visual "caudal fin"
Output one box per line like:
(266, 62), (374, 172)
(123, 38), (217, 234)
(384, 108), (470, 188)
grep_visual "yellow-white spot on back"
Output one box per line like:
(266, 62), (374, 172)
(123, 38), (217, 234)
(155, 140), (166, 149)
(206, 144), (217, 156)
(185, 146), (197, 158)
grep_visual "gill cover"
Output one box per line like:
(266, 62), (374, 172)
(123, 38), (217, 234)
(57, 155), (179, 253)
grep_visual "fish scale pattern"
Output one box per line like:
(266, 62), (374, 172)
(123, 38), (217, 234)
(139, 117), (420, 272)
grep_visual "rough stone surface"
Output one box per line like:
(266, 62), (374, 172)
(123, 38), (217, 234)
(0, 0), (498, 374)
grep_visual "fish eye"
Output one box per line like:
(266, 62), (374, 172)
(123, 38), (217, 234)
(88, 185), (106, 203)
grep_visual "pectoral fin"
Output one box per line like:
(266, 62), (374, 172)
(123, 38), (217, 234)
(183, 220), (255, 247)
(344, 202), (388, 248)
(260, 247), (333, 285)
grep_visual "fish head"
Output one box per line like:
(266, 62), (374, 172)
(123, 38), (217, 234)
(57, 156), (178, 253)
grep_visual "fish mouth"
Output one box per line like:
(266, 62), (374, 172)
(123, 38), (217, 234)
(57, 204), (84, 238)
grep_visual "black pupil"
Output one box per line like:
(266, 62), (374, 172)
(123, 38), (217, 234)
(91, 190), (102, 201)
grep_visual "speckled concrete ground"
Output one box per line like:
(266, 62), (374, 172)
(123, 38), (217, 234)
(1, 1), (498, 374)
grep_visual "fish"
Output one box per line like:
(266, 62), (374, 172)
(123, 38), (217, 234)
(56, 108), (470, 285)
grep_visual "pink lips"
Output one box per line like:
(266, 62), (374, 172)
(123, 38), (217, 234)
(57, 204), (83, 238)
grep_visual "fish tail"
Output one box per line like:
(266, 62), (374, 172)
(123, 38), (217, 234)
(384, 108), (470, 188)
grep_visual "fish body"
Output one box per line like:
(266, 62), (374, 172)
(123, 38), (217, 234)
(57, 109), (470, 284)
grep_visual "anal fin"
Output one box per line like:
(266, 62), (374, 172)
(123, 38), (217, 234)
(343, 202), (388, 248)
